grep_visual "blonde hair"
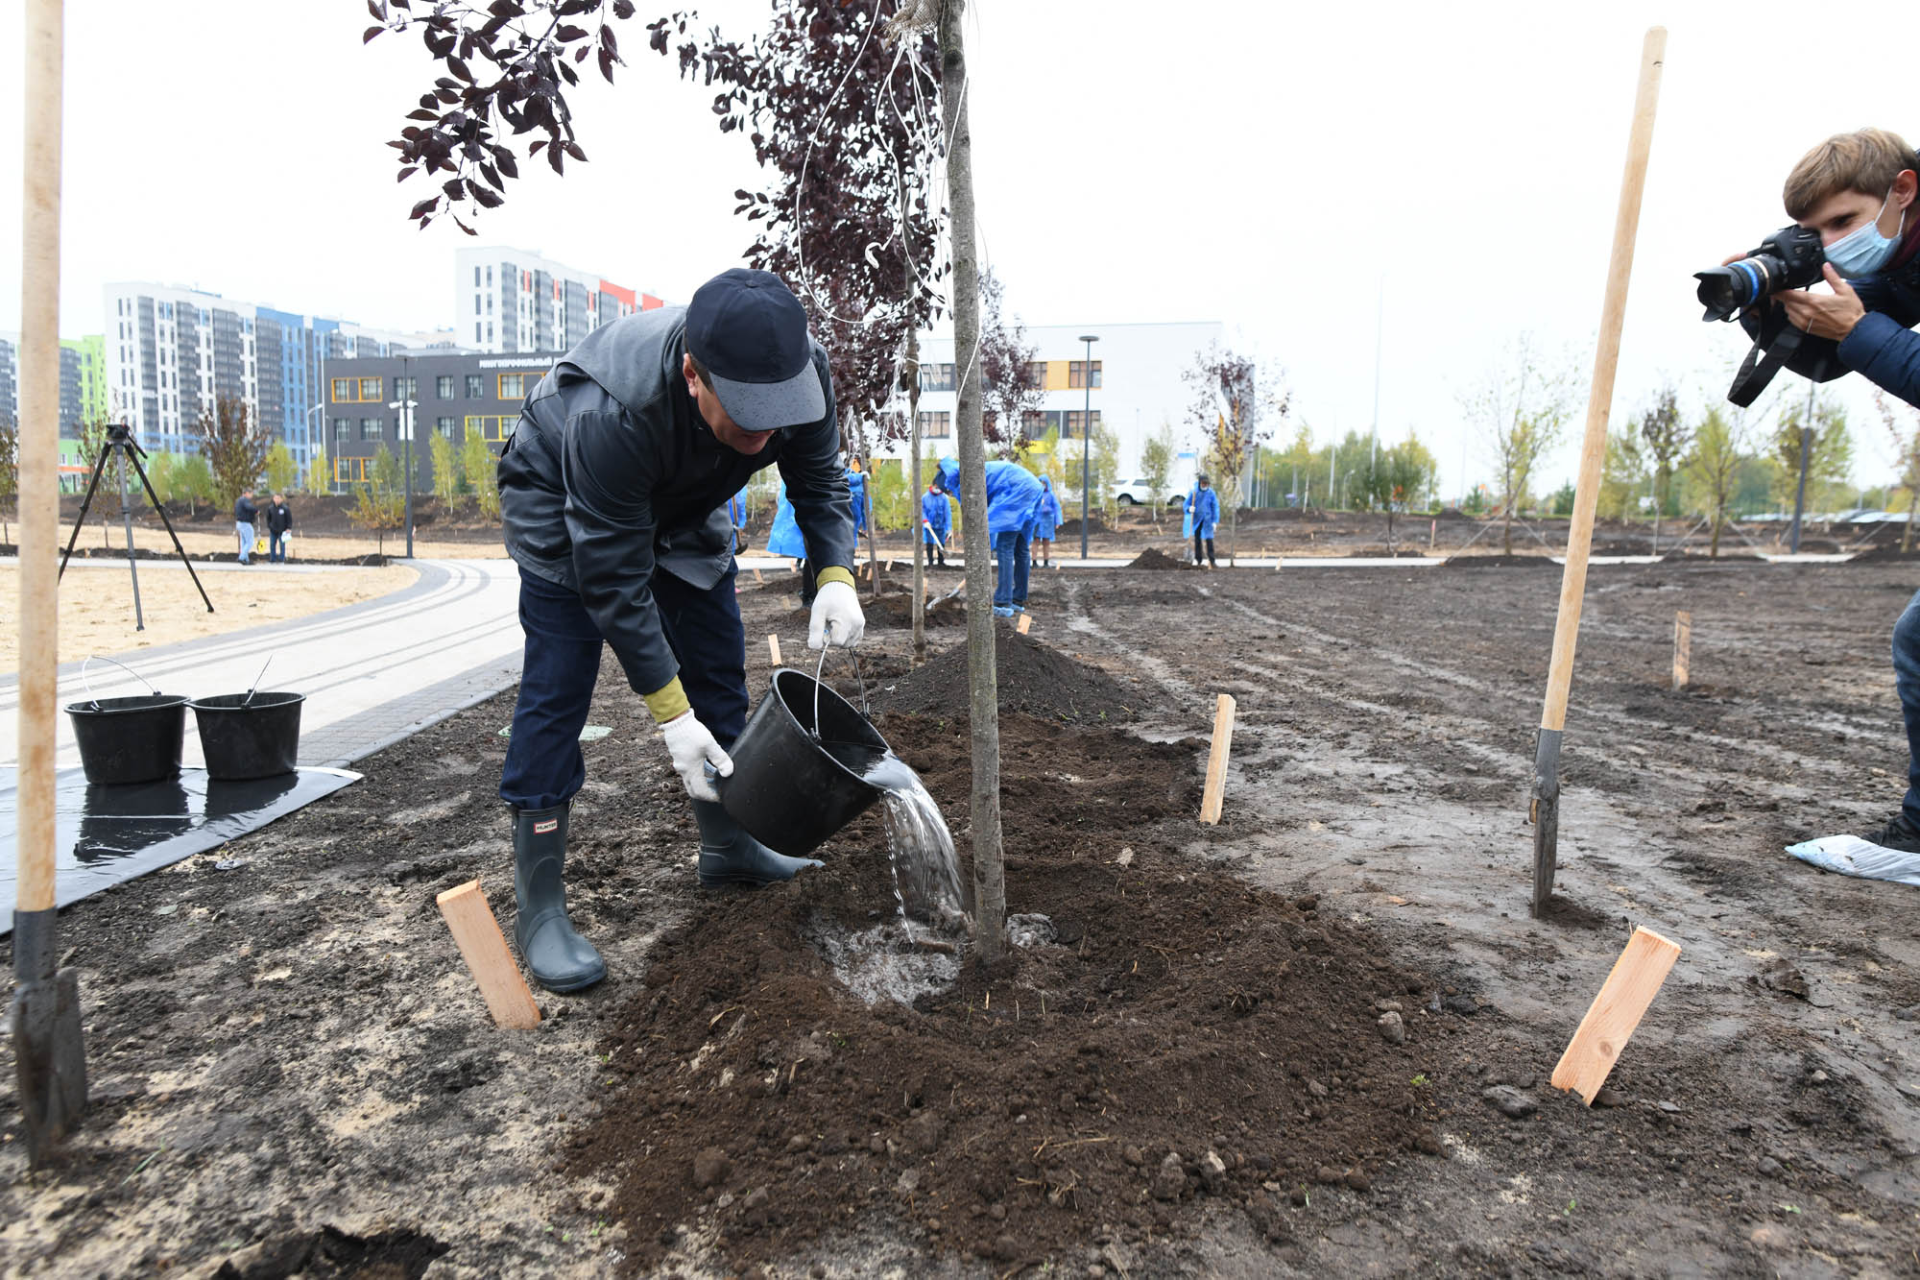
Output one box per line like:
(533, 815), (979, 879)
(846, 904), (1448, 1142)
(1784, 128), (1915, 220)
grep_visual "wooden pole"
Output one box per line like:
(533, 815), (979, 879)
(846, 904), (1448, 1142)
(1670, 610), (1691, 691)
(1531, 27), (1666, 917)
(1199, 694), (1237, 825)
(768, 634), (782, 667)
(17, 0), (64, 921)
(436, 881), (542, 1030)
(1551, 926), (1680, 1104)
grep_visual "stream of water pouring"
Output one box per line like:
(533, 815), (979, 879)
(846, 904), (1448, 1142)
(820, 742), (967, 939)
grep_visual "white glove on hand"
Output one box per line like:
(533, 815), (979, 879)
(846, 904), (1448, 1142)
(660, 711), (731, 802)
(808, 578), (866, 650)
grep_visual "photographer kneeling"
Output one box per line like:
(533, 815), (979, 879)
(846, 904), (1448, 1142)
(1716, 128), (1920, 850)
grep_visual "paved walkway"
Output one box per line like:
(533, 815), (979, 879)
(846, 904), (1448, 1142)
(0, 559), (525, 771)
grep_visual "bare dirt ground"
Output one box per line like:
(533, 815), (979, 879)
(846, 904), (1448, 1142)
(3, 559), (1918, 1277)
(0, 564), (419, 669)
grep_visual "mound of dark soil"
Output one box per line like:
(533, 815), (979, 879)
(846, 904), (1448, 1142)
(778, 579), (966, 630)
(875, 630), (1150, 722)
(1124, 546), (1190, 571)
(570, 711), (1443, 1273)
(1054, 515), (1109, 537)
(1443, 554), (1557, 569)
(1849, 541), (1920, 562)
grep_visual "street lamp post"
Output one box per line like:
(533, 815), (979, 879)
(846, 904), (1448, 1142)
(1077, 334), (1099, 561)
(388, 385), (417, 558)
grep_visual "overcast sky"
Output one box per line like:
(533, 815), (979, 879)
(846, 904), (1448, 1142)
(4, 0), (1916, 497)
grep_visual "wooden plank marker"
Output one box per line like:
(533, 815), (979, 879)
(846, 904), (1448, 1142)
(1199, 693), (1237, 825)
(436, 880), (541, 1030)
(1671, 610), (1691, 690)
(768, 634), (782, 666)
(1551, 926), (1680, 1104)
(1016, 613), (1032, 635)
(752, 566), (764, 584)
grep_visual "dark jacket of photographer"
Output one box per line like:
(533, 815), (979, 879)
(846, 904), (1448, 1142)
(498, 307), (854, 701)
(1743, 223), (1920, 406)
(266, 502), (292, 536)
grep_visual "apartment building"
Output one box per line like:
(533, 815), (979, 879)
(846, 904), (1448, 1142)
(455, 245), (664, 355)
(319, 350), (561, 490)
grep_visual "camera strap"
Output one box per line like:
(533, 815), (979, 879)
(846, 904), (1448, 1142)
(1727, 311), (1804, 407)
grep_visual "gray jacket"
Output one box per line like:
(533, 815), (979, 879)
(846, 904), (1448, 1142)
(499, 307), (854, 698)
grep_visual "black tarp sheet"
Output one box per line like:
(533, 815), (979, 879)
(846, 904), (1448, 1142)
(0, 767), (359, 928)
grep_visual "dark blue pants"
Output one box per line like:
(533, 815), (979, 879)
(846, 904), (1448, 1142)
(499, 563), (748, 811)
(1893, 588), (1920, 825)
(269, 531), (288, 562)
(993, 528), (1031, 608)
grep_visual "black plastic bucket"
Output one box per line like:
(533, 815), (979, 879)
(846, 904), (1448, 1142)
(189, 692), (305, 781)
(66, 694), (190, 786)
(719, 668), (890, 856)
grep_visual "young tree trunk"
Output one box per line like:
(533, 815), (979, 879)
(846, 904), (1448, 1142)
(940, 0), (1006, 963)
(1502, 486), (1515, 555)
(908, 329), (926, 658)
(862, 432), (880, 601)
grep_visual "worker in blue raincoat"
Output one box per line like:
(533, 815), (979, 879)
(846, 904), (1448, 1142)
(920, 481), (951, 567)
(766, 480), (812, 597)
(847, 464), (869, 535)
(933, 457), (1045, 615)
(1185, 474), (1221, 568)
(1031, 474), (1064, 569)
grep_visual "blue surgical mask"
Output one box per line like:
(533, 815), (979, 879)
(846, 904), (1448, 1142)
(1825, 187), (1906, 278)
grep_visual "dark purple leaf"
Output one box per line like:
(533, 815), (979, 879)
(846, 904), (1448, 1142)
(396, 165), (418, 183)
(563, 141), (587, 162)
(472, 184), (504, 209)
(555, 24), (587, 41)
(408, 196), (439, 219)
(363, 24), (385, 43)
(442, 178), (466, 200)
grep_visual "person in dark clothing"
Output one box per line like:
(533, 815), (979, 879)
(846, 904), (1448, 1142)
(265, 493), (293, 563)
(1186, 475), (1220, 569)
(233, 489), (258, 565)
(496, 268), (865, 993)
(1724, 128), (1920, 852)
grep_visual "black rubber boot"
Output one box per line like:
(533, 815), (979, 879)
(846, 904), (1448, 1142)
(693, 800), (824, 887)
(511, 805), (606, 993)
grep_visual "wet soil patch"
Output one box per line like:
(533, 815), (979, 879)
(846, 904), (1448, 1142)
(212, 1225), (449, 1279)
(873, 630), (1154, 723)
(1442, 553), (1558, 569)
(571, 711), (1440, 1272)
(1124, 546), (1191, 571)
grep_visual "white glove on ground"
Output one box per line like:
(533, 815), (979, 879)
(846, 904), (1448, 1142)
(660, 710), (731, 802)
(808, 579), (867, 650)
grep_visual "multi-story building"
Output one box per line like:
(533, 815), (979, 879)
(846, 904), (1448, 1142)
(456, 246), (663, 356)
(319, 349), (561, 490)
(897, 321), (1224, 489)
(0, 332), (107, 437)
(103, 283), (431, 477)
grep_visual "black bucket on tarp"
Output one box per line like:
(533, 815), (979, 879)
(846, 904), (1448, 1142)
(188, 692), (305, 781)
(66, 694), (190, 786)
(719, 668), (889, 857)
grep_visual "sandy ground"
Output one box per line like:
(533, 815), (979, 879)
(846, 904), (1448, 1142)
(0, 563), (419, 669)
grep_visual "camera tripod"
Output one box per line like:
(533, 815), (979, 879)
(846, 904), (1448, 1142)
(58, 423), (213, 630)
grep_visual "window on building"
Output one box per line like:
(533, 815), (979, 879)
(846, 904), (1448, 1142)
(474, 266), (481, 287)
(465, 374), (484, 398)
(436, 374), (454, 399)
(358, 376), (382, 401)
(332, 417), (352, 443)
(466, 415), (513, 443)
(1026, 361), (1049, 391)
(498, 372), (535, 399)
(918, 362), (956, 393)
(360, 417), (384, 441)
(330, 377), (357, 403)
(1068, 360), (1103, 390)
(436, 417), (456, 438)
(335, 456), (371, 484)
(1061, 409), (1104, 439)
(394, 376), (417, 402)
(918, 410), (952, 439)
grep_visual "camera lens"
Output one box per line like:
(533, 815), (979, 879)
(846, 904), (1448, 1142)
(1695, 253), (1778, 322)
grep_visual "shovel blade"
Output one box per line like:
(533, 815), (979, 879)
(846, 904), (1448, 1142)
(12, 967), (88, 1164)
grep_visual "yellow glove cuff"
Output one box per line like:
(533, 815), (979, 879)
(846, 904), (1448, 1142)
(643, 677), (690, 724)
(815, 566), (856, 591)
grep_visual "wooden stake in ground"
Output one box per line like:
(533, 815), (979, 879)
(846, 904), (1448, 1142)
(1551, 926), (1680, 1104)
(768, 634), (782, 667)
(1016, 613), (1031, 635)
(1199, 694), (1237, 825)
(1530, 27), (1666, 919)
(752, 566), (764, 585)
(436, 881), (542, 1030)
(1671, 610), (1691, 690)
(13, 0), (89, 1168)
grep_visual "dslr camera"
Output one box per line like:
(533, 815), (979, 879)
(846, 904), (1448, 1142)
(1694, 224), (1825, 322)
